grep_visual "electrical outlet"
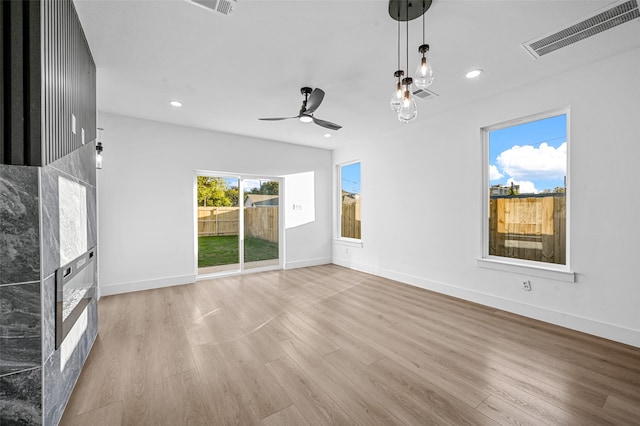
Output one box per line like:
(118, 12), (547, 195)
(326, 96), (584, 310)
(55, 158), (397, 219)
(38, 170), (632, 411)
(522, 280), (532, 291)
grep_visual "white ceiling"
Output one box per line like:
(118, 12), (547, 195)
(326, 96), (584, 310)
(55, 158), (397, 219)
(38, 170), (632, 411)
(74, 0), (640, 150)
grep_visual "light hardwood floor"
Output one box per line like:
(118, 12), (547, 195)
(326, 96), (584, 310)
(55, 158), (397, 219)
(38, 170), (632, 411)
(60, 265), (640, 425)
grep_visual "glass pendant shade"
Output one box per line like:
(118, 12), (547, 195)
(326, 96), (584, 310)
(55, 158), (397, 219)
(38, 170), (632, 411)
(414, 56), (434, 90)
(390, 82), (403, 112)
(398, 97), (417, 123)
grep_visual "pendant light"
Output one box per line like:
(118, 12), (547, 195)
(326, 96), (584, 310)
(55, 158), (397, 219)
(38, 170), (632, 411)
(414, 3), (434, 90)
(398, 14), (417, 123)
(390, 19), (404, 112)
(388, 0), (433, 123)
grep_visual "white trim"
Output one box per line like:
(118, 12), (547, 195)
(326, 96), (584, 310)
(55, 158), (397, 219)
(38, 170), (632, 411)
(99, 274), (196, 296)
(284, 257), (331, 270)
(476, 257), (574, 282)
(481, 108), (571, 276)
(333, 238), (363, 248)
(331, 259), (639, 348)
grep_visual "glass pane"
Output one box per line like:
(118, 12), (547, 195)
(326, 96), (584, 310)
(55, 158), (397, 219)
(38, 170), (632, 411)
(197, 176), (240, 273)
(488, 114), (567, 265)
(243, 178), (279, 269)
(341, 162), (361, 239)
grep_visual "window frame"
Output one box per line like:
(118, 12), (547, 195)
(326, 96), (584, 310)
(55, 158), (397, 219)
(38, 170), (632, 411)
(478, 108), (574, 282)
(336, 160), (362, 245)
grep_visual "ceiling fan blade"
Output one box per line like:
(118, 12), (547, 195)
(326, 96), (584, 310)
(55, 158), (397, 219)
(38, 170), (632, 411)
(258, 117), (298, 121)
(305, 88), (325, 114)
(312, 117), (342, 131)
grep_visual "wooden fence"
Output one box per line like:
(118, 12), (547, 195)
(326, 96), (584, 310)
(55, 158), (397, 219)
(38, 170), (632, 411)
(489, 195), (565, 264)
(341, 203), (361, 239)
(197, 206), (278, 243)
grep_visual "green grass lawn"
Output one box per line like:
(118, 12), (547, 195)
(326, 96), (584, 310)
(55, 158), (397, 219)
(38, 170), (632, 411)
(198, 235), (278, 268)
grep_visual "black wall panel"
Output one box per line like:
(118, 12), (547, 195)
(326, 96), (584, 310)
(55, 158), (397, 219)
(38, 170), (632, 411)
(1, 0), (41, 166)
(42, 0), (96, 165)
(1, 0), (96, 166)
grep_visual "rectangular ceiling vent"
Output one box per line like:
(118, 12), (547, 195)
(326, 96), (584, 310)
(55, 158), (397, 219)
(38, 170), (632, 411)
(188, 0), (237, 16)
(412, 88), (439, 100)
(523, 0), (639, 58)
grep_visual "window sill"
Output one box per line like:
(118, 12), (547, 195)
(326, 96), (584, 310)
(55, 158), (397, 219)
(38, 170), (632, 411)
(333, 238), (363, 248)
(476, 257), (575, 283)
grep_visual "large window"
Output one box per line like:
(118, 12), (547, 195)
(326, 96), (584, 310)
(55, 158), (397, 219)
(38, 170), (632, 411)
(339, 161), (361, 240)
(484, 111), (568, 266)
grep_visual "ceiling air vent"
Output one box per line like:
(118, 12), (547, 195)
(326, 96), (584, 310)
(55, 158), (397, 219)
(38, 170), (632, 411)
(523, 0), (639, 58)
(188, 0), (237, 16)
(413, 88), (439, 100)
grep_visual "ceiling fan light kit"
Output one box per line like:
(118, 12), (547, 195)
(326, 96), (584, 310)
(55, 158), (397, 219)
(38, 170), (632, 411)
(389, 0), (434, 123)
(259, 86), (342, 131)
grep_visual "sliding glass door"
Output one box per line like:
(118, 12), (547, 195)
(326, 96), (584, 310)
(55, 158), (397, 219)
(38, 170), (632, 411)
(197, 176), (240, 274)
(196, 173), (281, 276)
(243, 178), (279, 270)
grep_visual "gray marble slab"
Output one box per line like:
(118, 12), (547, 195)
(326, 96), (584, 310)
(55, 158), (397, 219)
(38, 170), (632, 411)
(0, 367), (42, 425)
(0, 165), (40, 285)
(41, 166), (60, 279)
(43, 299), (97, 426)
(0, 282), (42, 376)
(87, 185), (97, 249)
(42, 275), (56, 361)
(48, 141), (96, 187)
(58, 176), (88, 266)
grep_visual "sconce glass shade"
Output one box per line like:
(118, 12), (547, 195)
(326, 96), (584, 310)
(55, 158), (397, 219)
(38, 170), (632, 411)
(96, 127), (104, 169)
(414, 56), (434, 90)
(398, 97), (417, 123)
(96, 144), (103, 169)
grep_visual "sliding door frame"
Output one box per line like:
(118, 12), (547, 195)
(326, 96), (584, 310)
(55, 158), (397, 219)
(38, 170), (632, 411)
(194, 170), (284, 279)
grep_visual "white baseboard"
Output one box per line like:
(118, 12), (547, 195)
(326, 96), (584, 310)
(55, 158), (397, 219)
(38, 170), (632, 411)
(99, 274), (196, 297)
(332, 257), (640, 348)
(284, 257), (331, 270)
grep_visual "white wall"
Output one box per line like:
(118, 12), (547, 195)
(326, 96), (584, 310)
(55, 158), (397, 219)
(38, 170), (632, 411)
(97, 112), (332, 296)
(332, 47), (640, 347)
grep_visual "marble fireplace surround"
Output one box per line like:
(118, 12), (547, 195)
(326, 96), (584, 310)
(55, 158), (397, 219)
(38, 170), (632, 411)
(0, 142), (98, 426)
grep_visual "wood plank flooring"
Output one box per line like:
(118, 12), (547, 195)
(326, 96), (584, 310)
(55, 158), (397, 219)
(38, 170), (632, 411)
(59, 265), (640, 425)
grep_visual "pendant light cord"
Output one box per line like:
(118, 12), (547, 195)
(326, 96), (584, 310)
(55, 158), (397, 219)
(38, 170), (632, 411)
(422, 1), (425, 44)
(405, 12), (409, 78)
(397, 16), (400, 69)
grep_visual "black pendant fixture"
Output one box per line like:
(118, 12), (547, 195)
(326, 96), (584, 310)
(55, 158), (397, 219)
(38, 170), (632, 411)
(388, 0), (434, 123)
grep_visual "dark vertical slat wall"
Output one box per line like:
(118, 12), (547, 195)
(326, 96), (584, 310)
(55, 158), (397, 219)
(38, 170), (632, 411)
(42, 0), (96, 165)
(0, 1), (41, 165)
(1, 0), (95, 166)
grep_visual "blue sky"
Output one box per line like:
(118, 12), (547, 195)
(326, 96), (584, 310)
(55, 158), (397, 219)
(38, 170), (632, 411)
(341, 162), (361, 194)
(489, 114), (567, 193)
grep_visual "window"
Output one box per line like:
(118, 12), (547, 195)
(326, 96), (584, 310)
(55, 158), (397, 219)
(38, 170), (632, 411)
(483, 111), (568, 267)
(339, 161), (361, 240)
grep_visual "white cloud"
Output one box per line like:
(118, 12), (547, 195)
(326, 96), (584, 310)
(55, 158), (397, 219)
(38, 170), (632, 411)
(507, 178), (538, 194)
(489, 165), (504, 181)
(497, 142), (566, 181)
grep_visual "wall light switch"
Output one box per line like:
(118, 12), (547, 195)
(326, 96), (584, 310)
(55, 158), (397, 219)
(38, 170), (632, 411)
(72, 114), (76, 134)
(81, 128), (85, 145)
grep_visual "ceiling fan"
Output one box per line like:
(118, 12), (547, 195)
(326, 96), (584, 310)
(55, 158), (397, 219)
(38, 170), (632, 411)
(259, 87), (342, 131)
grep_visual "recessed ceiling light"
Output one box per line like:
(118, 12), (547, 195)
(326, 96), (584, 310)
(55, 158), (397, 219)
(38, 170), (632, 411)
(324, 133), (332, 138)
(465, 69), (483, 79)
(170, 100), (183, 107)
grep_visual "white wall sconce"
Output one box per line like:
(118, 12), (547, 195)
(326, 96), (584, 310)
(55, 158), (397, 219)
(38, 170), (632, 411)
(96, 128), (104, 169)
